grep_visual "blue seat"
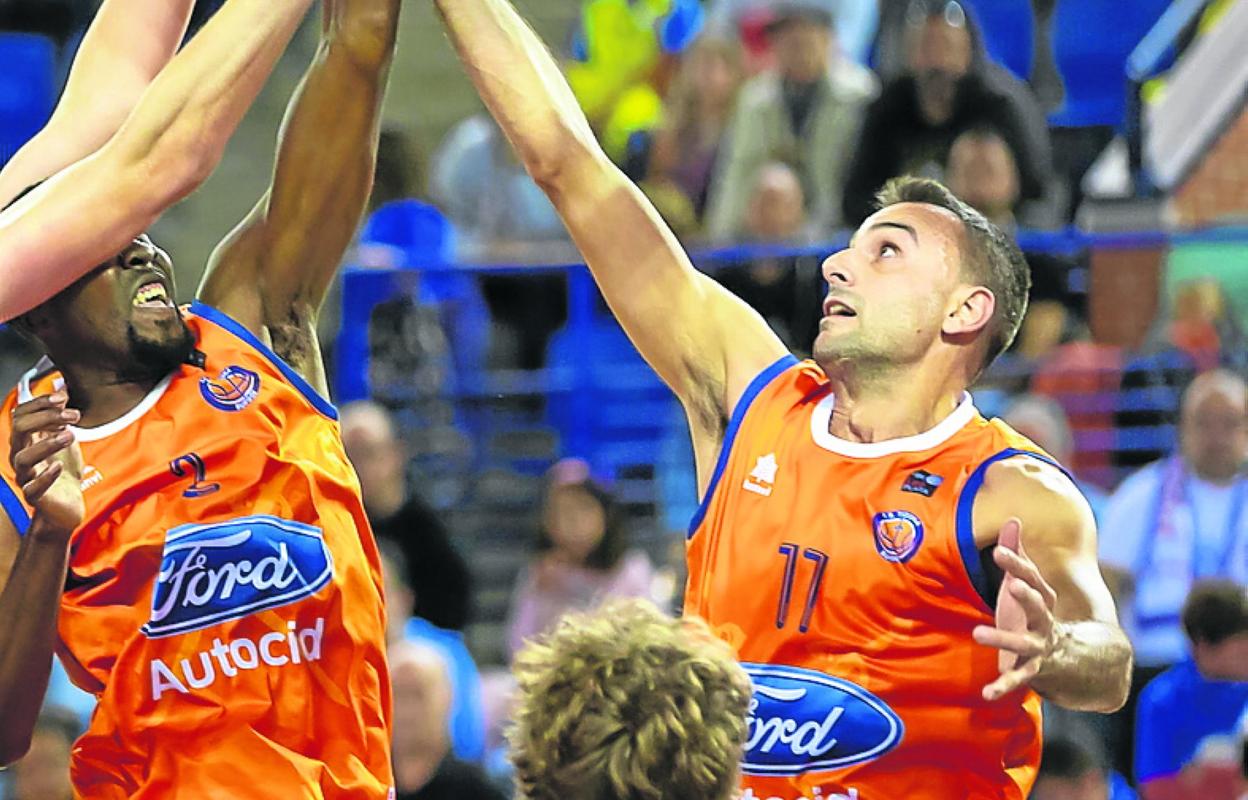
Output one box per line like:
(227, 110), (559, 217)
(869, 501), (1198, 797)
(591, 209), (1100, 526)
(1048, 0), (1170, 128)
(961, 0), (1033, 82)
(338, 200), (490, 403)
(0, 33), (57, 169)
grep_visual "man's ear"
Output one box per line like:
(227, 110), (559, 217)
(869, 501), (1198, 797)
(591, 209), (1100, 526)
(943, 285), (996, 338)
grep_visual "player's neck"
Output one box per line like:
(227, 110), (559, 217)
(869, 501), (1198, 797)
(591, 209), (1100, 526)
(56, 362), (168, 429)
(825, 365), (964, 444)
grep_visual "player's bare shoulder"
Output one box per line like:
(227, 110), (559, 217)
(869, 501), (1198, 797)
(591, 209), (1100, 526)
(972, 455), (1095, 551)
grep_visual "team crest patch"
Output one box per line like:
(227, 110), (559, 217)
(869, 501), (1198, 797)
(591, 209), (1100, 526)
(199, 365), (260, 412)
(872, 510), (924, 563)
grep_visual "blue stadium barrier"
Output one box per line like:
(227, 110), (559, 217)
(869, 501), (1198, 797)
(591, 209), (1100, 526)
(0, 33), (57, 168)
(338, 224), (1248, 486)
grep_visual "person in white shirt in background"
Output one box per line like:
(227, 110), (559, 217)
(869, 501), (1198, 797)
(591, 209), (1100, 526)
(1099, 369), (1248, 780)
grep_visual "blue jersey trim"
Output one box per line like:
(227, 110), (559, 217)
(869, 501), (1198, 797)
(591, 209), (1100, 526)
(687, 354), (799, 538)
(0, 475), (31, 537)
(189, 301), (338, 420)
(955, 448), (1063, 609)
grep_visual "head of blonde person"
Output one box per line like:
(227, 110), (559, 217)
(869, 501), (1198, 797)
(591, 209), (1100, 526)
(509, 599), (752, 800)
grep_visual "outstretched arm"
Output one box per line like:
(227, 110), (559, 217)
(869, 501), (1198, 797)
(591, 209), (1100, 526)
(0, 0), (196, 205)
(199, 0), (401, 397)
(973, 460), (1133, 712)
(434, 0), (787, 478)
(0, 0), (317, 323)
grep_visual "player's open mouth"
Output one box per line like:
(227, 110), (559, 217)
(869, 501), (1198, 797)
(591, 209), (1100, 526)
(822, 298), (857, 318)
(133, 281), (173, 309)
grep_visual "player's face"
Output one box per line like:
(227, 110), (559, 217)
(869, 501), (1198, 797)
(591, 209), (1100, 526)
(813, 203), (963, 373)
(47, 234), (192, 378)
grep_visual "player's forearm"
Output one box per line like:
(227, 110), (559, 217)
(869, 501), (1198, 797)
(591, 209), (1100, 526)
(0, 0), (196, 205)
(0, 522), (73, 766)
(434, 0), (604, 186)
(107, 0), (315, 187)
(1033, 619), (1132, 711)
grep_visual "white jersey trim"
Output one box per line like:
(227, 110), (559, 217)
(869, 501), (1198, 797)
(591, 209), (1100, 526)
(809, 391), (977, 458)
(18, 357), (175, 443)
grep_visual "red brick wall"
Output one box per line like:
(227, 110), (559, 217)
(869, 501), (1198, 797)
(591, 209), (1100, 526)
(1171, 107), (1248, 227)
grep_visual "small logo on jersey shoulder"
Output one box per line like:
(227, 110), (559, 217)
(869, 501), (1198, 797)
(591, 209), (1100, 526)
(142, 515), (334, 639)
(872, 510), (925, 563)
(901, 470), (944, 497)
(199, 365), (260, 412)
(743, 453), (778, 497)
(742, 663), (903, 775)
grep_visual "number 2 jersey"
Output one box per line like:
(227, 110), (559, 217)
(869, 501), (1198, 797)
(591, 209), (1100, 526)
(685, 357), (1051, 800)
(0, 303), (393, 798)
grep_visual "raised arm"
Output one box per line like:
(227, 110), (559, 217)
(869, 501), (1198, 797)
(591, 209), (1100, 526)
(0, 0), (196, 205)
(973, 460), (1133, 712)
(199, 0), (401, 397)
(0, 0), (317, 323)
(434, 0), (787, 457)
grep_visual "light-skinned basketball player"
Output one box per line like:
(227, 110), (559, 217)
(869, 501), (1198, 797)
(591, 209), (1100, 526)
(433, 1), (1132, 798)
(0, 0), (402, 795)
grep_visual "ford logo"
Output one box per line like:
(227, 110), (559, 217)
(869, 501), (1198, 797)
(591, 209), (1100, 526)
(742, 663), (903, 775)
(142, 515), (334, 639)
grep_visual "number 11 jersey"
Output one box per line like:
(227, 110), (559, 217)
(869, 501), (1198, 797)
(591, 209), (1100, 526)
(685, 356), (1047, 800)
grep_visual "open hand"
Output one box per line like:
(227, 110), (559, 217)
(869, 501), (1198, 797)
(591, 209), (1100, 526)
(972, 518), (1061, 701)
(9, 391), (84, 535)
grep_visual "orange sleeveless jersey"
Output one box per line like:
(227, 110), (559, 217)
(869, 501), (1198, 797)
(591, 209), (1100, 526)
(685, 357), (1051, 800)
(0, 303), (393, 799)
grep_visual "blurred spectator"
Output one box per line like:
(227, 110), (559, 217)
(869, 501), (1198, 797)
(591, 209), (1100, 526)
(506, 459), (654, 657)
(841, 0), (1053, 226)
(945, 125), (1019, 228)
(508, 599), (752, 800)
(647, 36), (745, 221)
(369, 128), (428, 215)
(341, 401), (473, 632)
(432, 115), (564, 246)
(706, 0), (880, 67)
(1100, 370), (1248, 669)
(1135, 581), (1248, 800)
(1002, 394), (1107, 522)
(379, 539), (487, 765)
(705, 2), (876, 240)
(715, 162), (823, 351)
(6, 706), (78, 800)
(431, 115), (569, 370)
(390, 642), (504, 800)
(1032, 737), (1111, 800)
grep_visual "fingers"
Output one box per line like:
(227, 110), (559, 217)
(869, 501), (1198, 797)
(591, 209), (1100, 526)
(1006, 577), (1055, 636)
(21, 461), (64, 505)
(981, 658), (1042, 702)
(996, 517), (1022, 553)
(972, 625), (1044, 659)
(13, 430), (75, 474)
(993, 546), (1057, 609)
(10, 393), (79, 450)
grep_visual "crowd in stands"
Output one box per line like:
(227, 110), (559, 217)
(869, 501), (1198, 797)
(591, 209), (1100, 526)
(4, 0), (1248, 799)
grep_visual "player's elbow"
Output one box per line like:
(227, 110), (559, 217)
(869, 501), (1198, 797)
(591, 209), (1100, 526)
(527, 133), (603, 195)
(1091, 637), (1134, 713)
(328, 0), (400, 71)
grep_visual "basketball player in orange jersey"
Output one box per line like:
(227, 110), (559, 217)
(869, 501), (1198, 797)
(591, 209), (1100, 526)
(435, 2), (1133, 798)
(0, 0), (401, 796)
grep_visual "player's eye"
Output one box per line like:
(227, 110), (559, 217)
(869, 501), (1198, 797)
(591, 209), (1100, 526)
(880, 242), (899, 259)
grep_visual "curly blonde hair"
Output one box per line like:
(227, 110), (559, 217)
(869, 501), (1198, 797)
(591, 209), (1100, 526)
(509, 599), (752, 800)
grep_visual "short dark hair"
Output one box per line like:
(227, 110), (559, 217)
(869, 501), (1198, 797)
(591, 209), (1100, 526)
(1183, 579), (1248, 646)
(1039, 736), (1104, 780)
(875, 175), (1030, 373)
